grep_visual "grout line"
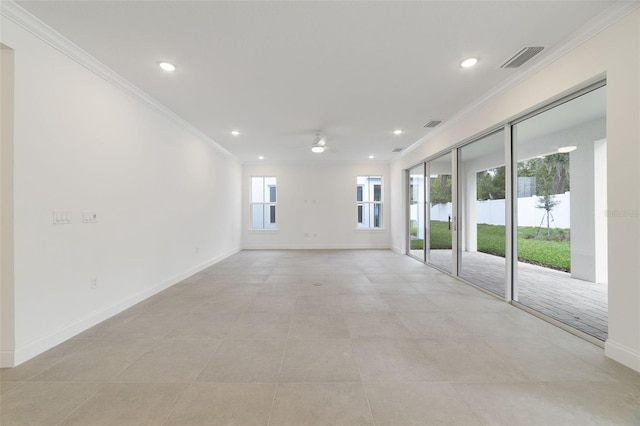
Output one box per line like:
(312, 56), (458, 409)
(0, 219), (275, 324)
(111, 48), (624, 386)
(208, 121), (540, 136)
(159, 381), (195, 426)
(351, 335), (377, 426)
(266, 291), (296, 426)
(53, 381), (104, 426)
(5, 249), (630, 425)
(448, 382), (486, 425)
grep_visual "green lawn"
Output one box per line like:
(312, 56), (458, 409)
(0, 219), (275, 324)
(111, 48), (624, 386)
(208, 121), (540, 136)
(477, 223), (570, 272)
(411, 221), (571, 272)
(410, 220), (452, 250)
(429, 220), (453, 249)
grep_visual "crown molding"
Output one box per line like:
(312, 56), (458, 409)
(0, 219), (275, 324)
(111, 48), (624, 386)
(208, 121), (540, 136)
(400, 1), (640, 160)
(0, 0), (239, 163)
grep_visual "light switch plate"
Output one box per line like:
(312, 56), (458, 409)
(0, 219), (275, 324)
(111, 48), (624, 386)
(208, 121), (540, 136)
(53, 211), (72, 224)
(82, 210), (98, 223)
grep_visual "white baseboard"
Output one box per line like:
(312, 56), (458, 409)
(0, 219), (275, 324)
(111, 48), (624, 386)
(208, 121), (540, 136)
(242, 244), (391, 250)
(4, 247), (240, 368)
(390, 245), (405, 255)
(605, 339), (640, 372)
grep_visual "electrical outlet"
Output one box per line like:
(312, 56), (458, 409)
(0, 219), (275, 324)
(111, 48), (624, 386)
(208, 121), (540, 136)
(91, 278), (98, 289)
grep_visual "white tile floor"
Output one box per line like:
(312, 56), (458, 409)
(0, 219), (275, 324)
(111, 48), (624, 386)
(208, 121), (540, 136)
(1, 249), (638, 425)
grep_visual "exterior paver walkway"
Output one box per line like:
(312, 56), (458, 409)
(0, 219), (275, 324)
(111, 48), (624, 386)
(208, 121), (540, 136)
(412, 249), (608, 341)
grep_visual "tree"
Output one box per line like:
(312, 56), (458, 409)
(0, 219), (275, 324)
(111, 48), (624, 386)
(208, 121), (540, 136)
(517, 153), (570, 237)
(477, 166), (506, 200)
(517, 153), (570, 195)
(430, 174), (451, 205)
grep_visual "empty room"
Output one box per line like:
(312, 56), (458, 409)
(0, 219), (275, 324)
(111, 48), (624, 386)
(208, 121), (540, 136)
(1, 1), (639, 425)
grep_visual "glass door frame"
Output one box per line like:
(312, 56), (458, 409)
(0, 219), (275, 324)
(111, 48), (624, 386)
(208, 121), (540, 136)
(404, 79), (607, 346)
(454, 127), (511, 301)
(406, 162), (427, 262)
(509, 81), (607, 347)
(405, 153), (458, 274)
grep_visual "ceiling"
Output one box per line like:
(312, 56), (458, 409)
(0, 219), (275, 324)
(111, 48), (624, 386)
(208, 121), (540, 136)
(15, 1), (624, 163)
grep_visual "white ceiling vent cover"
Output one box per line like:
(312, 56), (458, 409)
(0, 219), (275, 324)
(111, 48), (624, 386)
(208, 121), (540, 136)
(424, 120), (442, 128)
(500, 46), (545, 69)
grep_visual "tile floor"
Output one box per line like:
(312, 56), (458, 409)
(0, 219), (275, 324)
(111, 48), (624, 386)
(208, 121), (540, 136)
(1, 249), (638, 425)
(418, 249), (609, 340)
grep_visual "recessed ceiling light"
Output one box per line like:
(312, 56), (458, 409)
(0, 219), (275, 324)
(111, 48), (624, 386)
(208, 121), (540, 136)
(460, 58), (478, 68)
(557, 145), (577, 153)
(369, 155), (375, 159)
(311, 145), (325, 153)
(393, 129), (403, 135)
(158, 62), (176, 72)
(258, 156), (264, 160)
(231, 130), (240, 136)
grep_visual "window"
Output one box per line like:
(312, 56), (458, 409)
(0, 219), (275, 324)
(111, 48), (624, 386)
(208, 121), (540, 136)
(251, 176), (277, 229)
(356, 176), (382, 228)
(357, 185), (364, 223)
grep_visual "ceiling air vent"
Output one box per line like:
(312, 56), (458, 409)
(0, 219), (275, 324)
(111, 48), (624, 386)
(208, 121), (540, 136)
(392, 147), (404, 153)
(424, 120), (442, 128)
(500, 46), (545, 69)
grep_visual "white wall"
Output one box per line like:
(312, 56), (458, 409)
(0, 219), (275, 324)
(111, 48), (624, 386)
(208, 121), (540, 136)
(391, 10), (640, 371)
(1, 45), (16, 364)
(243, 162), (391, 249)
(1, 17), (242, 366)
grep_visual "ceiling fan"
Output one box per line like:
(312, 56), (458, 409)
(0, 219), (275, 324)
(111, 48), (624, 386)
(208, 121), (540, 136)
(311, 133), (327, 153)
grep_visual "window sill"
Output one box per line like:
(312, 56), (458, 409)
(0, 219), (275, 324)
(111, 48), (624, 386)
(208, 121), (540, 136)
(248, 229), (279, 233)
(354, 228), (385, 232)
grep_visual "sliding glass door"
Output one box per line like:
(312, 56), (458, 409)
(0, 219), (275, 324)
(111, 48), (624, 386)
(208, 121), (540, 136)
(405, 83), (608, 342)
(457, 130), (506, 297)
(513, 85), (607, 340)
(408, 164), (426, 261)
(427, 153), (453, 273)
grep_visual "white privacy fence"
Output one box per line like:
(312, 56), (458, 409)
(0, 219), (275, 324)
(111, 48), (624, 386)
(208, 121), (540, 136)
(427, 192), (571, 228)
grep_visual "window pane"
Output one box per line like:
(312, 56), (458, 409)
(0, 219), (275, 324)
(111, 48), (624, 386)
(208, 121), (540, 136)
(357, 205), (363, 223)
(264, 204), (276, 229)
(357, 186), (363, 202)
(363, 203), (381, 228)
(264, 177), (276, 187)
(373, 203), (381, 227)
(269, 185), (277, 203)
(373, 184), (381, 202)
(251, 177), (264, 203)
(251, 204), (264, 229)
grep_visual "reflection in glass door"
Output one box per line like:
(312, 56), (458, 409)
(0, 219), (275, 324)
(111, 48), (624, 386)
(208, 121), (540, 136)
(458, 130), (506, 297)
(427, 153), (453, 273)
(513, 85), (608, 341)
(408, 164), (425, 261)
